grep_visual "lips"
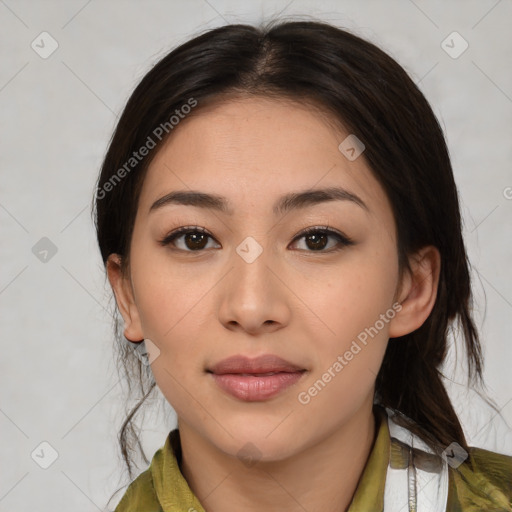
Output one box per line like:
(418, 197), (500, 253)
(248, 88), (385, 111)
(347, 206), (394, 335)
(207, 354), (306, 401)
(207, 354), (305, 375)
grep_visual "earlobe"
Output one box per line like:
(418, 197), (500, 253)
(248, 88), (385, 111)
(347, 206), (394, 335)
(388, 246), (441, 338)
(106, 254), (144, 342)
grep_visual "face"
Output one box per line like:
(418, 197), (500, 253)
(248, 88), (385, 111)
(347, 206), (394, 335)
(111, 96), (408, 461)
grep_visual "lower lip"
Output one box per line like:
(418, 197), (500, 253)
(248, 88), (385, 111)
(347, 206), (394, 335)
(210, 371), (305, 401)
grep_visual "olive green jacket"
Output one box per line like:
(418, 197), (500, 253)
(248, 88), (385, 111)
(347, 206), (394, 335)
(114, 406), (512, 511)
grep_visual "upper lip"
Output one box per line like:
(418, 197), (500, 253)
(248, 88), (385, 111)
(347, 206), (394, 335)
(207, 354), (305, 375)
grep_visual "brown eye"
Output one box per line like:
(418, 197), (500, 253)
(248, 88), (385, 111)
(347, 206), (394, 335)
(160, 225), (354, 253)
(181, 232), (209, 250)
(159, 227), (219, 252)
(290, 227), (354, 252)
(304, 232), (329, 250)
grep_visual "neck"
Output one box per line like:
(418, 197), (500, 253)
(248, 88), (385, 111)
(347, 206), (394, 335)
(178, 403), (378, 512)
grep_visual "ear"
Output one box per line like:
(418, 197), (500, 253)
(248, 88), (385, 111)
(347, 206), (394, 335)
(388, 245), (441, 338)
(106, 254), (144, 342)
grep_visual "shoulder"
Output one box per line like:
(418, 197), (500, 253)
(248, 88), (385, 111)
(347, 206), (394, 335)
(447, 446), (512, 511)
(114, 468), (162, 512)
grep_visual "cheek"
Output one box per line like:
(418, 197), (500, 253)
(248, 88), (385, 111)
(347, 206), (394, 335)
(294, 247), (398, 402)
(293, 262), (395, 420)
(305, 254), (398, 343)
(129, 247), (213, 371)
(133, 263), (210, 416)
(130, 233), (205, 325)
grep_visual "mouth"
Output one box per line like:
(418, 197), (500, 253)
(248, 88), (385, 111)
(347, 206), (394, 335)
(207, 353), (305, 374)
(206, 354), (307, 402)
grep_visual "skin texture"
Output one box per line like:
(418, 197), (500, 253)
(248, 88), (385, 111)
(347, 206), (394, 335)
(107, 97), (440, 512)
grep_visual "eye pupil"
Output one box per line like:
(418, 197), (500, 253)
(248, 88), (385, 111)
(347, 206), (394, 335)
(306, 233), (328, 250)
(186, 232), (208, 250)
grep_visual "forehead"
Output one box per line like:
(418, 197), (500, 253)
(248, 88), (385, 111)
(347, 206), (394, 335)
(138, 96), (391, 220)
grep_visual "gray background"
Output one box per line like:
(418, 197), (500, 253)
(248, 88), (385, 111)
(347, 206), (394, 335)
(1, 0), (511, 510)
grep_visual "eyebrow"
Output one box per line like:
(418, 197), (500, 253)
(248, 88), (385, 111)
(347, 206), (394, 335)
(149, 186), (369, 216)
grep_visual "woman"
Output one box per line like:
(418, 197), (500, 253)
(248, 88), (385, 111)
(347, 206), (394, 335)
(93, 19), (512, 512)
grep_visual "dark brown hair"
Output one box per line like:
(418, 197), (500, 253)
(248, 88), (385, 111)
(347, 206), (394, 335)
(92, 17), (500, 501)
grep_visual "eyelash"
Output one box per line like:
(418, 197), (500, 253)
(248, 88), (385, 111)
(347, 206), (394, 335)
(158, 225), (355, 253)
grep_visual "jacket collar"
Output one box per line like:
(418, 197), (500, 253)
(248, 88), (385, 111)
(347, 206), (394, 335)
(150, 404), (391, 511)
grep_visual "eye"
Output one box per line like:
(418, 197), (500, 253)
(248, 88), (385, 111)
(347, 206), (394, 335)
(159, 225), (354, 253)
(159, 226), (219, 252)
(290, 226), (354, 252)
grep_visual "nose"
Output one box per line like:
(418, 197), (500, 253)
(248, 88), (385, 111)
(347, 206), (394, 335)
(217, 243), (291, 335)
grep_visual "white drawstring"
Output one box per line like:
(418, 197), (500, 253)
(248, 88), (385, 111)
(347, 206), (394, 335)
(384, 408), (449, 512)
(407, 446), (417, 512)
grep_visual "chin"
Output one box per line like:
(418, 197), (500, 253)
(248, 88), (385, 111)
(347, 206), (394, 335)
(210, 422), (305, 464)
(227, 437), (299, 465)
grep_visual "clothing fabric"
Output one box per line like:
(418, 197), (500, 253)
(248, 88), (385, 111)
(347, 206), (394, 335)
(114, 405), (512, 511)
